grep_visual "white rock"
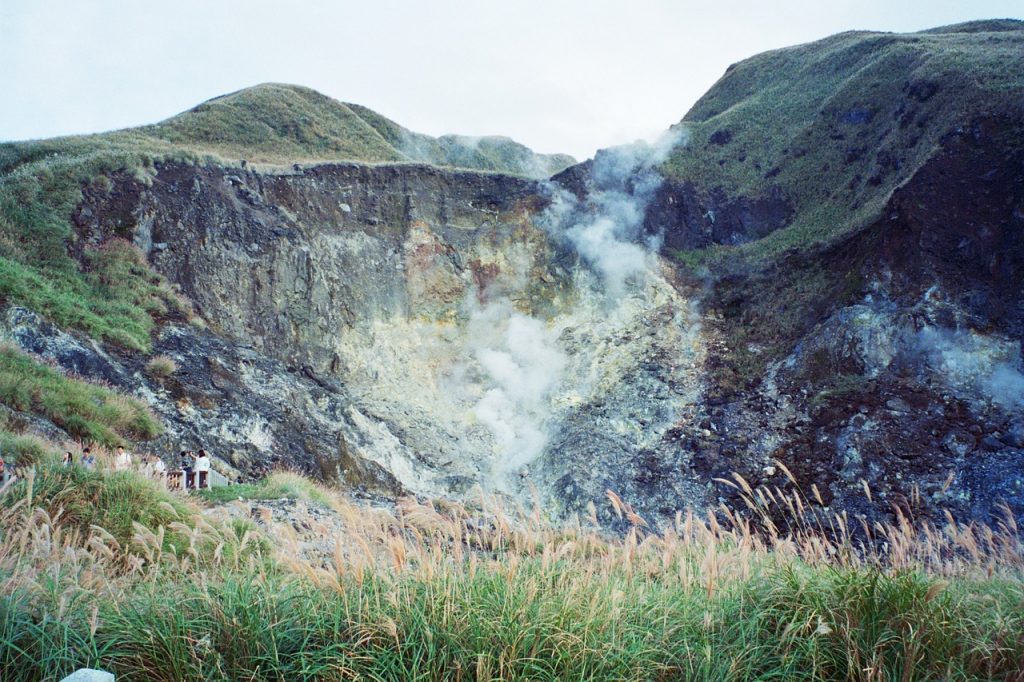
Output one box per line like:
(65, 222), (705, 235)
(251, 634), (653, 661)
(60, 670), (114, 682)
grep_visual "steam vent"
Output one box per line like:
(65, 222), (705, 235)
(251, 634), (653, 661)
(4, 22), (1024, 530)
(5, 12), (1024, 680)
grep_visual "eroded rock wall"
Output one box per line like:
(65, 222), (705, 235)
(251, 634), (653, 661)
(67, 160), (710, 521)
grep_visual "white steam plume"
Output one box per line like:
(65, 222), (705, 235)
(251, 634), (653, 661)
(461, 126), (688, 484)
(467, 300), (566, 479)
(915, 326), (1024, 409)
(544, 127), (687, 298)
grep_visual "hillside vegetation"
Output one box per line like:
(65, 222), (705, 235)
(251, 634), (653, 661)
(658, 20), (1024, 398)
(143, 84), (576, 174)
(663, 19), (1024, 264)
(0, 345), (161, 447)
(0, 84), (572, 355)
(0, 150), (189, 351)
(2, 83), (575, 177)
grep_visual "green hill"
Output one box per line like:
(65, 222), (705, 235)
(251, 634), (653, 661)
(0, 83), (575, 177)
(662, 19), (1024, 264)
(0, 84), (574, 353)
(143, 84), (408, 164)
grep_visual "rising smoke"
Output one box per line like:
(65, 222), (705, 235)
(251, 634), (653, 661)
(915, 325), (1024, 409)
(466, 300), (566, 478)
(543, 128), (687, 298)
(464, 127), (688, 483)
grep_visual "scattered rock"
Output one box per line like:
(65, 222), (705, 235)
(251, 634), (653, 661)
(943, 431), (975, 457)
(980, 435), (1004, 451)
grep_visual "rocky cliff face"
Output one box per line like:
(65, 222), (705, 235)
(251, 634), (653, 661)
(1, 21), (1022, 531)
(57, 155), (709, 522)
(645, 26), (1024, 528)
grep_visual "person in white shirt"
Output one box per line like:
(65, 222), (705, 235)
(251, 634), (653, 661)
(151, 456), (167, 485)
(193, 449), (211, 489)
(113, 446), (132, 472)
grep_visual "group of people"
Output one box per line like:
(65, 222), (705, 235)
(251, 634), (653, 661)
(60, 446), (98, 470)
(48, 445), (215, 490)
(179, 449), (213, 489)
(60, 445), (143, 473)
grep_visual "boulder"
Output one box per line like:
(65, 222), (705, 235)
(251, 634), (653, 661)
(1001, 422), (1024, 449)
(60, 670), (114, 682)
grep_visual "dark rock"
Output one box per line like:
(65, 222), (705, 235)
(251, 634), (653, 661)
(842, 109), (875, 125)
(1001, 422), (1024, 449)
(643, 180), (793, 250)
(709, 129), (733, 145)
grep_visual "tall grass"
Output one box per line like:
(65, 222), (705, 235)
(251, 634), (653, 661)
(13, 456), (193, 549)
(0, 143), (190, 351)
(0, 345), (162, 447)
(1, 459), (1022, 681)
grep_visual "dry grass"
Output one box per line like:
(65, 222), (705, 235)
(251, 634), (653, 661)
(144, 354), (177, 379)
(1, 456), (1022, 681)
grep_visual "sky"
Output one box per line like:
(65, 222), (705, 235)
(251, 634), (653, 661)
(2, 0), (1021, 160)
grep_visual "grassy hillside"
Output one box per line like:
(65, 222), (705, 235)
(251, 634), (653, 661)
(145, 84), (407, 164)
(2, 84), (576, 176)
(8, 83), (575, 177)
(0, 345), (161, 447)
(0, 131), (192, 352)
(149, 84), (576, 174)
(664, 19), (1024, 265)
(1, 455), (1022, 680)
(0, 84), (573, 356)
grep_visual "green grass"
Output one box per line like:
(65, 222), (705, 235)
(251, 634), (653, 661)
(145, 84), (407, 165)
(196, 470), (333, 508)
(16, 455), (194, 549)
(664, 19), (1024, 268)
(2, 457), (1023, 681)
(0, 345), (161, 447)
(145, 84), (575, 175)
(0, 430), (57, 467)
(0, 452), (268, 565)
(0, 83), (574, 179)
(0, 142), (191, 351)
(1, 555), (1021, 681)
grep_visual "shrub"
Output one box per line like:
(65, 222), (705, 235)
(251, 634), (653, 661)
(145, 355), (177, 379)
(0, 431), (56, 467)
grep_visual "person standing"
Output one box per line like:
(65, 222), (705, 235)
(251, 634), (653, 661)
(152, 455), (167, 484)
(82, 447), (96, 471)
(194, 449), (211, 489)
(113, 446), (132, 472)
(62, 451), (74, 467)
(180, 450), (195, 489)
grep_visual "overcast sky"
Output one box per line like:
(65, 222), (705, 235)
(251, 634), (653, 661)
(2, 0), (1020, 160)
